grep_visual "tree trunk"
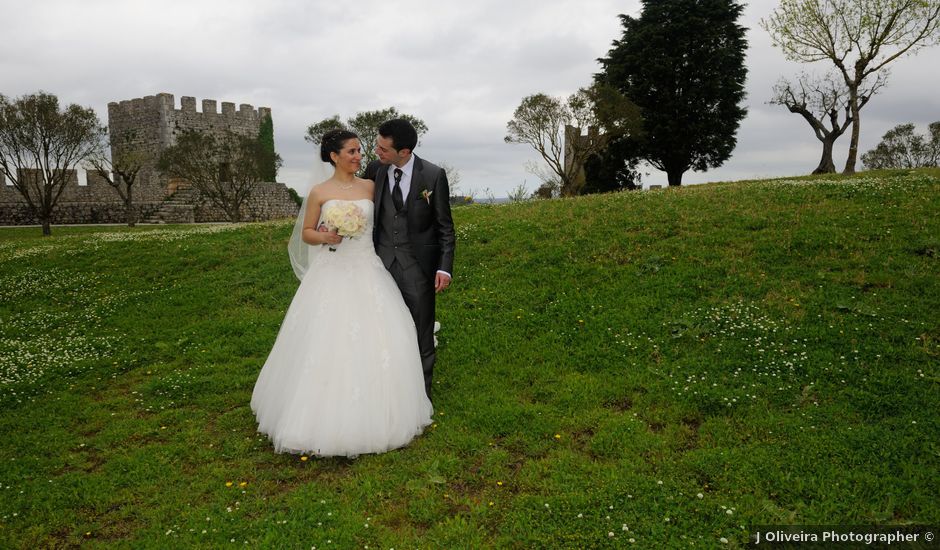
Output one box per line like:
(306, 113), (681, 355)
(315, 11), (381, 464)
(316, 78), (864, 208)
(666, 168), (683, 186)
(844, 87), (861, 174)
(559, 175), (577, 197)
(813, 137), (837, 174)
(125, 186), (136, 227)
(41, 218), (51, 236)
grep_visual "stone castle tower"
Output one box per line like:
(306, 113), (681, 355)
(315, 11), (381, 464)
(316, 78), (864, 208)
(564, 125), (601, 192)
(0, 93), (297, 225)
(106, 93), (273, 198)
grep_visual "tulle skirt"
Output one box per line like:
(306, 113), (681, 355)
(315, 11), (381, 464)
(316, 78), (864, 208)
(250, 245), (433, 456)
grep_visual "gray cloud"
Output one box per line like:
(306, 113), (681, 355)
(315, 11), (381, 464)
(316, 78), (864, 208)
(1, 0), (937, 195)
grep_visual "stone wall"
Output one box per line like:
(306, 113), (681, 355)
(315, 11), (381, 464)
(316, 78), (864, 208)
(0, 203), (163, 226)
(0, 172), (295, 225)
(191, 182), (299, 223)
(0, 169), (163, 224)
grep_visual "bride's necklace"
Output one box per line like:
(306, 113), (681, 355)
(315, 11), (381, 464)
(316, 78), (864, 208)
(338, 182), (354, 190)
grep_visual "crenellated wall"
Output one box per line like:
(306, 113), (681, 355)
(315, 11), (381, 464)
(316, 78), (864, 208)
(0, 169), (296, 225)
(0, 169), (117, 204)
(159, 94), (271, 141)
(0, 93), (291, 226)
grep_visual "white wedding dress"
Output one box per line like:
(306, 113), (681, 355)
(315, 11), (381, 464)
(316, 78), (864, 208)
(251, 199), (433, 456)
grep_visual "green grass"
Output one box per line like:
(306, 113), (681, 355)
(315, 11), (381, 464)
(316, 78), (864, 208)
(0, 169), (937, 548)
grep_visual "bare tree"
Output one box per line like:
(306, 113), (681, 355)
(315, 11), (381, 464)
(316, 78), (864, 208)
(157, 129), (281, 222)
(762, 0), (940, 173)
(437, 161), (462, 196)
(86, 130), (148, 226)
(770, 72), (886, 173)
(523, 160), (561, 197)
(929, 121), (940, 166)
(0, 91), (104, 235)
(505, 85), (641, 197)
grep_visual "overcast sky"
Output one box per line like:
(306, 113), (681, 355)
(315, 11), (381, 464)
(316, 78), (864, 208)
(2, 0), (938, 197)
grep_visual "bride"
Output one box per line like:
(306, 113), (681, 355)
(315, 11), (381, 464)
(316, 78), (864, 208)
(250, 129), (433, 457)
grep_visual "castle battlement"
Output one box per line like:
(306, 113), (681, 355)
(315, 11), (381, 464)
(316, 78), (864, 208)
(0, 169), (122, 205)
(109, 93), (270, 120)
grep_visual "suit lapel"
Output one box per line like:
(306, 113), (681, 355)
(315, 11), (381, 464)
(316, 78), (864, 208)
(374, 164), (388, 220)
(408, 156), (424, 210)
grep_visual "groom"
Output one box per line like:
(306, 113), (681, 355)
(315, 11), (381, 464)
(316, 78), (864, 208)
(365, 119), (455, 400)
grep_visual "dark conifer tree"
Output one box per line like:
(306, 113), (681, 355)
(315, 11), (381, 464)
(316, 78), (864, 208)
(596, 0), (748, 185)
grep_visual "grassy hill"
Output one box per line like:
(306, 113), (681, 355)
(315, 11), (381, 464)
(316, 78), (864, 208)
(0, 169), (937, 548)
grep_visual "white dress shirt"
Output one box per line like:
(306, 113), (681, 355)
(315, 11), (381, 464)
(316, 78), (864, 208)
(386, 154), (415, 201)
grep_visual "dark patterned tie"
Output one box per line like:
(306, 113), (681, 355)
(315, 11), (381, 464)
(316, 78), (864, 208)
(392, 168), (404, 211)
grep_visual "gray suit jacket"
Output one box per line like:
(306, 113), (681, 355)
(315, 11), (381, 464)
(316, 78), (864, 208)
(367, 156), (455, 279)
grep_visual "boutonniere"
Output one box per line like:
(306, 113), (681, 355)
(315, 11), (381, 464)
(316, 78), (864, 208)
(420, 189), (433, 204)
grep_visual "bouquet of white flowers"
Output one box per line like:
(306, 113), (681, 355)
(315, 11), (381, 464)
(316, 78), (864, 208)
(320, 202), (367, 251)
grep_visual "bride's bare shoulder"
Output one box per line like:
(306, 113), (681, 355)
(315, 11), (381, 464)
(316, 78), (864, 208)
(308, 182), (334, 204)
(357, 177), (375, 193)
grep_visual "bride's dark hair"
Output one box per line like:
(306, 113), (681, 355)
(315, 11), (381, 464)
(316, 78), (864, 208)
(320, 129), (359, 166)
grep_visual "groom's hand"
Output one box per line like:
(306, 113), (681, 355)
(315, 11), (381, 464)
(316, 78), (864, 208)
(435, 272), (452, 293)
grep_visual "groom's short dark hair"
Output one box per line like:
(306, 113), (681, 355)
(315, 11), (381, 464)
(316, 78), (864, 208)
(378, 119), (418, 152)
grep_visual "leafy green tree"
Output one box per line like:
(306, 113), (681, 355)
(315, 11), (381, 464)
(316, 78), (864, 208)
(596, 0), (748, 186)
(305, 108), (428, 167)
(531, 178), (560, 199)
(862, 122), (940, 169)
(257, 113), (278, 181)
(582, 137), (644, 193)
(0, 91), (104, 235)
(762, 0), (940, 174)
(305, 115), (346, 145)
(158, 130), (282, 222)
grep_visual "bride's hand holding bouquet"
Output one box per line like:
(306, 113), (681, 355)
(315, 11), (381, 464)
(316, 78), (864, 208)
(320, 203), (367, 251)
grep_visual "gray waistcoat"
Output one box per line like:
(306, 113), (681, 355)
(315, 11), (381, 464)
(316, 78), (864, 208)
(376, 181), (418, 269)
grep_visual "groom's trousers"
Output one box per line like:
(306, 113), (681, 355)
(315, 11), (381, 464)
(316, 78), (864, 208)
(387, 259), (436, 400)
